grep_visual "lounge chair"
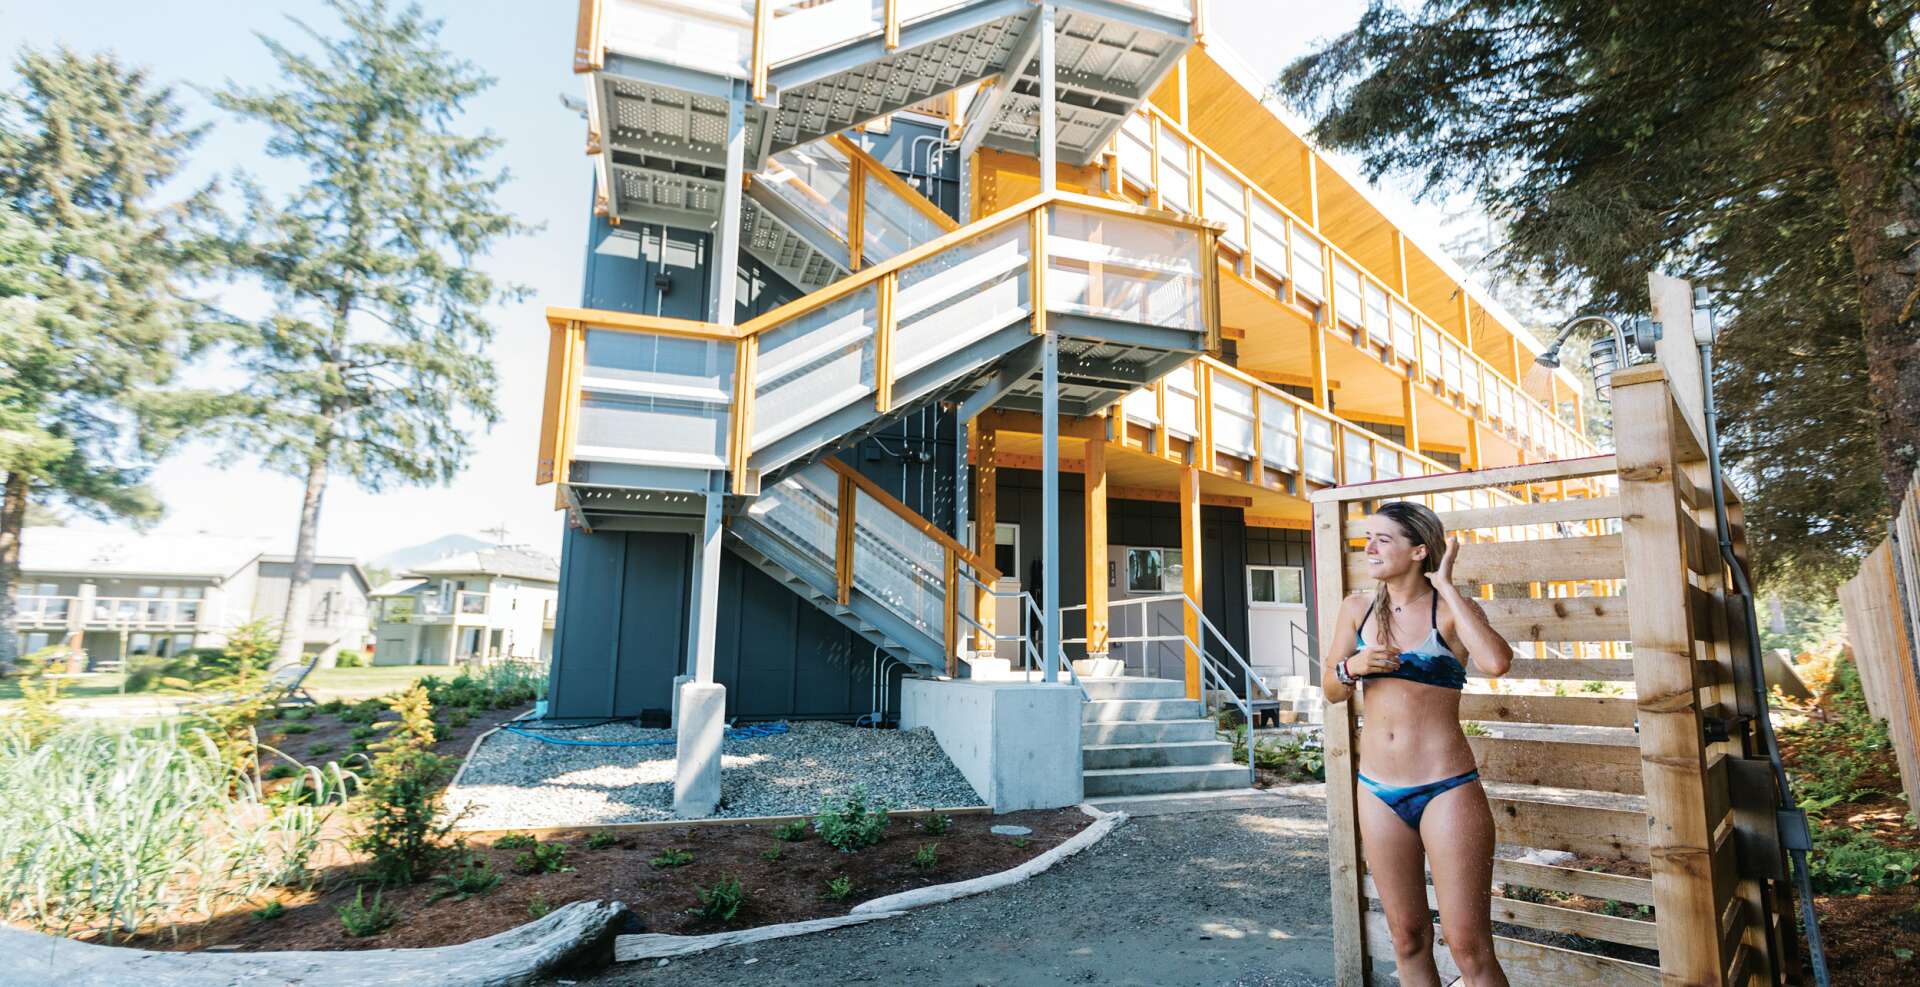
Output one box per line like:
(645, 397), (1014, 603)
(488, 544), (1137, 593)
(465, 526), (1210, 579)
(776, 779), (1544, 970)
(264, 655), (321, 707)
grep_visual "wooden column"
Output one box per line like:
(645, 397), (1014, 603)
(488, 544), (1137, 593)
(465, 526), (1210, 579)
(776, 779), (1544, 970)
(1400, 375), (1420, 458)
(1178, 466), (1204, 700)
(1466, 420), (1483, 469)
(1084, 436), (1109, 657)
(1309, 317), (1331, 409)
(971, 424), (998, 653)
(1314, 498), (1368, 984)
(1614, 368), (1725, 984)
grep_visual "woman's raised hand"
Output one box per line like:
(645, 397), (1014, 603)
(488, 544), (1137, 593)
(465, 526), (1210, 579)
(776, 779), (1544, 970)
(1344, 643), (1400, 678)
(1426, 534), (1460, 591)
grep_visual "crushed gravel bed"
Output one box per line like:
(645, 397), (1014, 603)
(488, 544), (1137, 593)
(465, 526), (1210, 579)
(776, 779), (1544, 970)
(446, 720), (983, 830)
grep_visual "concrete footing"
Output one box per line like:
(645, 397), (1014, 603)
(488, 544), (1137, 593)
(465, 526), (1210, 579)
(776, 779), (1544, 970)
(673, 680), (725, 818)
(901, 678), (1082, 811)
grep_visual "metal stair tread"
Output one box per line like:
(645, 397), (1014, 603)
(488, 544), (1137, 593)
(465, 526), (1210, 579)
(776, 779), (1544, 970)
(1083, 764), (1248, 777)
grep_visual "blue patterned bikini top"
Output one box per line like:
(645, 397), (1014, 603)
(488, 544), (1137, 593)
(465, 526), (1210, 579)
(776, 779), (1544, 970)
(1353, 592), (1467, 690)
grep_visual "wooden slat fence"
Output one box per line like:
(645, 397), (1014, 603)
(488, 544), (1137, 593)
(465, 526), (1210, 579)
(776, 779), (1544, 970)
(1836, 475), (1920, 817)
(1312, 365), (1792, 986)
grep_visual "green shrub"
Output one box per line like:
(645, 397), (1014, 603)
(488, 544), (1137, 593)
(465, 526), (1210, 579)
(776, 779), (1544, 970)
(911, 842), (939, 870)
(279, 723), (313, 735)
(585, 831), (618, 850)
(649, 847), (694, 869)
(493, 833), (536, 849)
(430, 854), (501, 902)
(337, 887), (396, 937)
(1228, 726), (1325, 781)
(307, 742), (337, 757)
(761, 847), (782, 862)
(448, 709), (471, 729)
(527, 894), (552, 919)
(280, 707), (312, 722)
(823, 875), (852, 900)
(1460, 721), (1491, 737)
(333, 649), (364, 669)
(693, 876), (746, 924)
(349, 687), (453, 885)
(772, 820), (810, 842)
(253, 900), (286, 921)
(513, 841), (570, 875)
(349, 726), (377, 741)
(263, 763), (301, 781)
(319, 699), (348, 715)
(1808, 821), (1920, 894)
(813, 786), (889, 852)
(920, 813), (952, 835)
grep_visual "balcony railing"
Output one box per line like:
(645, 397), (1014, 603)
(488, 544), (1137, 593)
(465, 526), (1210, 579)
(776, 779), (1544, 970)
(540, 190), (1220, 498)
(760, 135), (959, 269)
(10, 596), (202, 630)
(576, 0), (1200, 99)
(1112, 104), (1597, 464)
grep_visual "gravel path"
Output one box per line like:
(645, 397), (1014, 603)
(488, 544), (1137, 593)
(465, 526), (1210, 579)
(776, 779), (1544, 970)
(557, 796), (1338, 987)
(446, 720), (983, 829)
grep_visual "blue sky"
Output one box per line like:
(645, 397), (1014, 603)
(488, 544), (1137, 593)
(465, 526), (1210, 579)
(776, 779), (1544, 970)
(6, 0), (1381, 562)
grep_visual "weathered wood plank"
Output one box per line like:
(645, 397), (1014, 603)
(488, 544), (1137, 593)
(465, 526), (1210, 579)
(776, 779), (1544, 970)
(1364, 876), (1658, 949)
(1459, 693), (1637, 728)
(1363, 912), (1661, 987)
(1489, 797), (1649, 863)
(1473, 659), (1635, 681)
(1342, 494), (1624, 537)
(1470, 737), (1644, 795)
(1477, 595), (1631, 643)
(1314, 499), (1369, 986)
(1492, 858), (1655, 907)
(1345, 534), (1624, 585)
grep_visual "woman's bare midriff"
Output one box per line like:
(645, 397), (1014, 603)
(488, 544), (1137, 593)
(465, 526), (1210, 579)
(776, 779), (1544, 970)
(1357, 676), (1476, 787)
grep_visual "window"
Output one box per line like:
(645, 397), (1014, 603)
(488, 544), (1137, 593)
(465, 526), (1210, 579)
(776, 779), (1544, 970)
(1126, 548), (1164, 593)
(994, 524), (1019, 580)
(129, 633), (155, 656)
(1248, 565), (1306, 608)
(23, 632), (50, 653)
(171, 634), (194, 655)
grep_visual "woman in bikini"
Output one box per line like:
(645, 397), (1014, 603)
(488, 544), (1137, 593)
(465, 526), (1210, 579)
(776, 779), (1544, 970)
(1321, 501), (1514, 987)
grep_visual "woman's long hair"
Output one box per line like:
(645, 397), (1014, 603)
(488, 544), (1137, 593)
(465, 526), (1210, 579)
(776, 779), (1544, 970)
(1369, 501), (1447, 653)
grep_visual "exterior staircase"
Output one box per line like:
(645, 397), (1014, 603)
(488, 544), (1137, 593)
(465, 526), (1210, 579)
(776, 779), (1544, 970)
(1079, 676), (1246, 796)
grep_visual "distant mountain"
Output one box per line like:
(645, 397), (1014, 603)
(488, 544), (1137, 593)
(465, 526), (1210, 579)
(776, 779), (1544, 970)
(372, 534), (494, 574)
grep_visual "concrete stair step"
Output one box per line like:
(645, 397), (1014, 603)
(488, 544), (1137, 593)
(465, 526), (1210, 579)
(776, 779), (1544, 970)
(1082, 698), (1203, 723)
(1082, 763), (1251, 798)
(1081, 740), (1235, 770)
(1077, 677), (1185, 701)
(1080, 718), (1217, 745)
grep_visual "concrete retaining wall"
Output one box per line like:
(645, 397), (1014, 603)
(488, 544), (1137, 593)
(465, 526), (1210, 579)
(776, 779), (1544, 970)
(901, 679), (1082, 812)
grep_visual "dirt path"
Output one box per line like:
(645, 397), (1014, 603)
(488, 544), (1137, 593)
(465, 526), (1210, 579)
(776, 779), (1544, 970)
(560, 794), (1337, 987)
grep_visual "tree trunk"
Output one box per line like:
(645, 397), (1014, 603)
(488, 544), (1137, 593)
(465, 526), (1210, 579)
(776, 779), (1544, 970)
(1819, 0), (1920, 506)
(276, 445), (332, 668)
(0, 472), (27, 674)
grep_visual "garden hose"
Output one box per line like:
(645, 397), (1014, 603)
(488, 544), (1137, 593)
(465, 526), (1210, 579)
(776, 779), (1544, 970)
(497, 721), (789, 748)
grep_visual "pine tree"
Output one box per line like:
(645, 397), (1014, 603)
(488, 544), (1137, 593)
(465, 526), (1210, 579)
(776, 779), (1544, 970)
(207, 0), (530, 665)
(1280, 0), (1920, 590)
(0, 49), (216, 669)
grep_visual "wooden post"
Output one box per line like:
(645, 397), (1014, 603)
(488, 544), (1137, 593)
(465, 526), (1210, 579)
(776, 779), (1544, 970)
(730, 335), (759, 494)
(972, 424), (998, 653)
(1179, 466), (1204, 700)
(1613, 367), (1725, 984)
(943, 546), (959, 676)
(1309, 314), (1331, 409)
(1400, 375), (1420, 458)
(836, 472), (858, 606)
(1030, 206), (1049, 335)
(1084, 436), (1110, 657)
(848, 154), (866, 271)
(1302, 147), (1319, 228)
(1314, 498), (1369, 985)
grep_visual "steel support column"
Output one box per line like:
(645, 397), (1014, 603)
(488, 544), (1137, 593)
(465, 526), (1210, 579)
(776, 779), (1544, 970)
(1038, 3), (1056, 193)
(1041, 329), (1061, 682)
(686, 488), (725, 683)
(708, 83), (747, 322)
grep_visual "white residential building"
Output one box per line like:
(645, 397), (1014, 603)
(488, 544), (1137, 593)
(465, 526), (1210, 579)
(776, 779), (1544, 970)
(10, 527), (372, 669)
(369, 547), (558, 666)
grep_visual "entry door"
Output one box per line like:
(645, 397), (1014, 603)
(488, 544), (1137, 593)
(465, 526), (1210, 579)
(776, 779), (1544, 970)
(1246, 565), (1310, 680)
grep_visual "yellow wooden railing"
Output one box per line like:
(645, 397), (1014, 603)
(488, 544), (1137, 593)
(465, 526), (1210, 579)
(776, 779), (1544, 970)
(1110, 102), (1596, 465)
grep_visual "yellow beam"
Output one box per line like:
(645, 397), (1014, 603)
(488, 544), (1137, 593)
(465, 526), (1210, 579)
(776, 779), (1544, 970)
(971, 424), (998, 652)
(1084, 438), (1110, 657)
(1179, 467), (1204, 701)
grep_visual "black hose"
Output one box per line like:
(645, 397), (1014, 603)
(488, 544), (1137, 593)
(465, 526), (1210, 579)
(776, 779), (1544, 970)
(1700, 340), (1831, 986)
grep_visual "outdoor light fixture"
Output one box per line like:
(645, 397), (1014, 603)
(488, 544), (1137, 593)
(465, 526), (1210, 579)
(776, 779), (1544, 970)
(1535, 313), (1663, 400)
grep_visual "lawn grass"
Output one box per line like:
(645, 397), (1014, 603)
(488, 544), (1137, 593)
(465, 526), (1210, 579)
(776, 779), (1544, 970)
(0, 664), (445, 707)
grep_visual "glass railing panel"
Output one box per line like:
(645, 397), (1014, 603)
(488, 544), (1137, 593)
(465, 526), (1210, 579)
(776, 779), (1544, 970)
(1157, 129), (1192, 213)
(766, 142), (854, 236)
(750, 283), (880, 452)
(861, 170), (950, 266)
(1210, 373), (1255, 459)
(1390, 300), (1417, 360)
(1201, 160), (1245, 250)
(1249, 198), (1288, 281)
(1257, 391), (1298, 470)
(573, 329), (735, 470)
(603, 1), (755, 78)
(1421, 323), (1443, 385)
(1164, 363), (1199, 439)
(892, 218), (1031, 380)
(1343, 429), (1373, 483)
(1364, 282), (1390, 346)
(1442, 338), (1464, 393)
(1118, 113), (1155, 190)
(1123, 386), (1160, 428)
(765, 0), (884, 65)
(1302, 415), (1337, 483)
(1044, 205), (1204, 332)
(1376, 446), (1402, 480)
(1293, 229), (1326, 301)
(748, 464), (841, 567)
(851, 488), (945, 638)
(1332, 258), (1363, 329)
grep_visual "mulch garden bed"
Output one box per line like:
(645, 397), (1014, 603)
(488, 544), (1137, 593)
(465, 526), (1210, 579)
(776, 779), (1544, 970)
(124, 807), (1090, 952)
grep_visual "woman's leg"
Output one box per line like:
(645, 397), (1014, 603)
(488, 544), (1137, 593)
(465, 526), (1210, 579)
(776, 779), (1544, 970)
(1420, 779), (1509, 987)
(1358, 789), (1442, 987)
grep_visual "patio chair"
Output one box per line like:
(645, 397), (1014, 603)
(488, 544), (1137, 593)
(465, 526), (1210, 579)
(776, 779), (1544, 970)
(264, 655), (321, 707)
